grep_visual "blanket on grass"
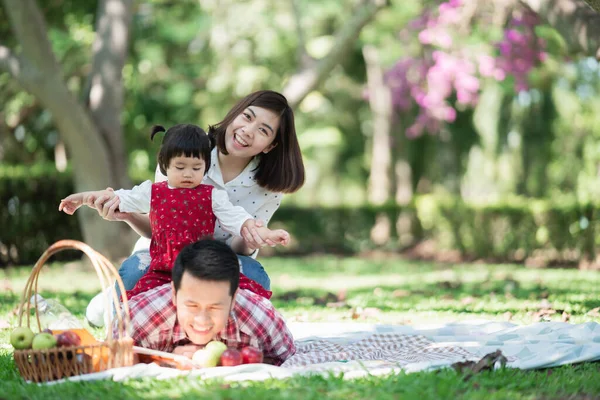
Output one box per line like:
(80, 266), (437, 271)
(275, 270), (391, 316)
(43, 320), (600, 384)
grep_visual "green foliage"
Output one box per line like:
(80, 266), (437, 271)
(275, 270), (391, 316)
(2, 166), (598, 266)
(0, 164), (81, 266)
(272, 203), (422, 254)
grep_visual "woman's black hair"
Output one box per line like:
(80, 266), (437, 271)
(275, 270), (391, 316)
(207, 90), (305, 193)
(151, 124), (214, 176)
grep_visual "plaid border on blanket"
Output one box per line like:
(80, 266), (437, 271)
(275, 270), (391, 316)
(281, 333), (475, 368)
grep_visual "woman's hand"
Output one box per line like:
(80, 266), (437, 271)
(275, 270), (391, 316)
(93, 188), (129, 222)
(241, 219), (277, 250)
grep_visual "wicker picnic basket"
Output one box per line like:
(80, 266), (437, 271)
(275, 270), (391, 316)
(13, 240), (134, 382)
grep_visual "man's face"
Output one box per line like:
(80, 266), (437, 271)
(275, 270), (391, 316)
(172, 272), (235, 345)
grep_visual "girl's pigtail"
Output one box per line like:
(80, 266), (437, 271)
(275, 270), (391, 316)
(150, 125), (166, 141)
(207, 130), (217, 149)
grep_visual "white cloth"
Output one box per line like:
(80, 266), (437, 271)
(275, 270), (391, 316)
(114, 180), (252, 237)
(41, 320), (600, 385)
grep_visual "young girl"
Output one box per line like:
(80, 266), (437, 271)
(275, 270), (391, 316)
(86, 90), (305, 327)
(59, 124), (288, 299)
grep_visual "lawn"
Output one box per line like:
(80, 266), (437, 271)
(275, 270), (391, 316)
(1, 255), (599, 399)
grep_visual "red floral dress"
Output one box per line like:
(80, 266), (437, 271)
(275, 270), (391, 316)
(126, 182), (272, 299)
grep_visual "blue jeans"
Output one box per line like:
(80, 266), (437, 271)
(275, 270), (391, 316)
(116, 250), (271, 292)
(237, 255), (271, 291)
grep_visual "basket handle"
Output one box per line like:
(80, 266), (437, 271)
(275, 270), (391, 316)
(17, 240), (132, 342)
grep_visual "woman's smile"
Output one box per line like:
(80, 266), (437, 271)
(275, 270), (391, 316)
(233, 132), (250, 147)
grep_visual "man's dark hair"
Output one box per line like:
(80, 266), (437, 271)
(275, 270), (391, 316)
(172, 238), (239, 296)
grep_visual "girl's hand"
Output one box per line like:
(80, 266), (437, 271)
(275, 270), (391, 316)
(264, 229), (290, 246)
(59, 194), (84, 215)
(59, 192), (95, 215)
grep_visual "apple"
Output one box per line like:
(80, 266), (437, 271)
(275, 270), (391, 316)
(241, 346), (263, 364)
(55, 330), (82, 347)
(204, 340), (227, 358)
(10, 327), (35, 350)
(192, 349), (219, 368)
(220, 348), (243, 367)
(32, 332), (57, 350)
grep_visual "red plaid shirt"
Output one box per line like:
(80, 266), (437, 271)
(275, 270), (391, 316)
(115, 284), (295, 366)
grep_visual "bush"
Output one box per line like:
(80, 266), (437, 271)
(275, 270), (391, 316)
(1, 166), (598, 266)
(0, 164), (81, 266)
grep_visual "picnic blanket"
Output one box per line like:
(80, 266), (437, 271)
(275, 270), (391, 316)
(43, 320), (600, 384)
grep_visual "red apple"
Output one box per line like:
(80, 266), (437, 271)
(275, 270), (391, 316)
(241, 346), (263, 364)
(55, 330), (82, 347)
(220, 348), (243, 367)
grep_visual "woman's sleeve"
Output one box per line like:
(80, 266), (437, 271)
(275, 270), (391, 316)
(251, 192), (283, 226)
(211, 189), (253, 236)
(114, 180), (152, 213)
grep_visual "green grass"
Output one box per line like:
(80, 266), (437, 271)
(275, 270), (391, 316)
(1, 256), (600, 399)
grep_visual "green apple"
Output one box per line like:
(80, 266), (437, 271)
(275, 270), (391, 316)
(32, 332), (57, 350)
(204, 341), (227, 359)
(10, 327), (35, 350)
(192, 348), (219, 368)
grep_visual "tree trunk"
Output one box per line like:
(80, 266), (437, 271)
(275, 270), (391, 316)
(521, 0), (600, 57)
(362, 45), (393, 245)
(0, 0), (135, 259)
(284, 0), (389, 108)
(85, 0), (134, 190)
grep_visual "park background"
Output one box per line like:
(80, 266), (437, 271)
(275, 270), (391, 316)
(2, 1), (600, 398)
(3, 0), (600, 269)
(2, 0), (600, 268)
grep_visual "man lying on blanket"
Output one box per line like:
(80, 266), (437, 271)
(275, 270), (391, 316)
(113, 239), (295, 366)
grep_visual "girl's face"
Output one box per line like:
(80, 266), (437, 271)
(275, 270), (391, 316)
(166, 155), (205, 188)
(224, 106), (280, 159)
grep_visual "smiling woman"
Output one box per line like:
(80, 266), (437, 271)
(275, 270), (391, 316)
(84, 91), (306, 327)
(60, 122), (290, 304)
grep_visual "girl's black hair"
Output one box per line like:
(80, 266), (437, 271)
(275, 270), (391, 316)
(151, 124), (214, 176)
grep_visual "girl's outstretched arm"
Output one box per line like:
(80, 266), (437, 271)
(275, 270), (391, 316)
(59, 189), (114, 215)
(92, 189), (153, 238)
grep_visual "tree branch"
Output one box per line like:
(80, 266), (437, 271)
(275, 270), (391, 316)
(283, 0), (389, 108)
(290, 0), (311, 68)
(582, 0), (600, 12)
(1, 0), (61, 75)
(521, 0), (600, 57)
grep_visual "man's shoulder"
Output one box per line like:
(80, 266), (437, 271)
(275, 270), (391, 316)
(128, 284), (174, 317)
(233, 289), (277, 321)
(235, 288), (272, 306)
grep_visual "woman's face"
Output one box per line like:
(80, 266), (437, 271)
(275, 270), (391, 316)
(224, 106), (280, 159)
